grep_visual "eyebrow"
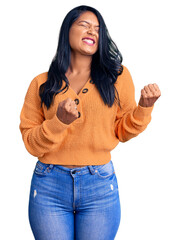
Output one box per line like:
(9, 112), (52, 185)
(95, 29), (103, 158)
(78, 20), (100, 27)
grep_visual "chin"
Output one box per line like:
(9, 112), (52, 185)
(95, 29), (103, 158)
(81, 51), (94, 56)
(83, 48), (98, 55)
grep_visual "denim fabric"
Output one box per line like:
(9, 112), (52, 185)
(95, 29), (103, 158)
(28, 160), (121, 240)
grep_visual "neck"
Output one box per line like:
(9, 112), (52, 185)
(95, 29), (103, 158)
(66, 51), (92, 76)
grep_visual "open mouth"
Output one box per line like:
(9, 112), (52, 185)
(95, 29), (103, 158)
(82, 38), (95, 46)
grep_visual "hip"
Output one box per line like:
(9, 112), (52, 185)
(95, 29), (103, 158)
(29, 159), (120, 210)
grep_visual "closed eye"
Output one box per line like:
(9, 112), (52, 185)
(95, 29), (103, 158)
(79, 24), (99, 33)
(80, 24), (88, 27)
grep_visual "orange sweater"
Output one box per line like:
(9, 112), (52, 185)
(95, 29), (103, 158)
(19, 65), (154, 165)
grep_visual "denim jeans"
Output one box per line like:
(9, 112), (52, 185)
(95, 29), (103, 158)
(28, 160), (121, 240)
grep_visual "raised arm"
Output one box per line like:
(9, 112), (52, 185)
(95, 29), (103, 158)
(114, 66), (160, 142)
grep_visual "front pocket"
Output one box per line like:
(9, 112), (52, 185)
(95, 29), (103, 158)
(34, 161), (54, 176)
(95, 161), (115, 179)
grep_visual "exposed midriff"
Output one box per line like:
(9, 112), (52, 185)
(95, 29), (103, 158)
(61, 165), (88, 168)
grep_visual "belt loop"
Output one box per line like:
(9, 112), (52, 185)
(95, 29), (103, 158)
(88, 165), (96, 175)
(48, 164), (54, 170)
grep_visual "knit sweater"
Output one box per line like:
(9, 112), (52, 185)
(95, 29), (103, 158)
(19, 65), (154, 165)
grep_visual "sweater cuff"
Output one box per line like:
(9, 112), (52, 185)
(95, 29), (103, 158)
(43, 114), (70, 136)
(133, 104), (154, 121)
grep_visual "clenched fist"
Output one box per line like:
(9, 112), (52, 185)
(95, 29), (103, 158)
(56, 98), (79, 125)
(138, 83), (161, 107)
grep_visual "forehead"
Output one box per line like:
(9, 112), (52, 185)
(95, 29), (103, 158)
(75, 11), (99, 25)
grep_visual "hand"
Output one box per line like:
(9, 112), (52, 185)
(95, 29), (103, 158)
(56, 98), (79, 125)
(138, 83), (161, 107)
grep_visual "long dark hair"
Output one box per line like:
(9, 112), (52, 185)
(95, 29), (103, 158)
(39, 5), (123, 110)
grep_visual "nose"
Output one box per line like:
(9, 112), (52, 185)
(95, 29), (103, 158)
(87, 27), (96, 35)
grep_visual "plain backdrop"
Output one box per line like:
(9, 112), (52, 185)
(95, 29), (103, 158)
(1, 0), (179, 239)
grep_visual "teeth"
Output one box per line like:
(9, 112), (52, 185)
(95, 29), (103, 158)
(83, 39), (94, 44)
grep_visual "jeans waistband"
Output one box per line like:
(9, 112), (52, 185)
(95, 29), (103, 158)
(50, 160), (113, 176)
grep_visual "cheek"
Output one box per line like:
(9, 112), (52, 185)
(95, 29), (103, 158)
(95, 38), (99, 49)
(69, 29), (83, 47)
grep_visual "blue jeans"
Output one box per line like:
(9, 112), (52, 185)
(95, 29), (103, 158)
(28, 160), (121, 240)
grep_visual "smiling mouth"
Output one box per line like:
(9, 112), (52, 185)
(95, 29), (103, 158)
(82, 39), (95, 46)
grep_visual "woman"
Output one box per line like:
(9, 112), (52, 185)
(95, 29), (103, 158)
(19, 5), (161, 240)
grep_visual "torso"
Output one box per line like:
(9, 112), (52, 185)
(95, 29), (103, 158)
(63, 72), (90, 168)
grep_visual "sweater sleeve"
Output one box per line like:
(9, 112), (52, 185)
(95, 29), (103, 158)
(19, 76), (70, 157)
(114, 66), (154, 142)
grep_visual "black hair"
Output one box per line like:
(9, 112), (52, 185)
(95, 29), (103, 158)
(39, 5), (123, 110)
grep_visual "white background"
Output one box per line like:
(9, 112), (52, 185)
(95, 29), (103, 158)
(1, 0), (180, 239)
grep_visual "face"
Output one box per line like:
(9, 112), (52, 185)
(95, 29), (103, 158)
(69, 11), (100, 56)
